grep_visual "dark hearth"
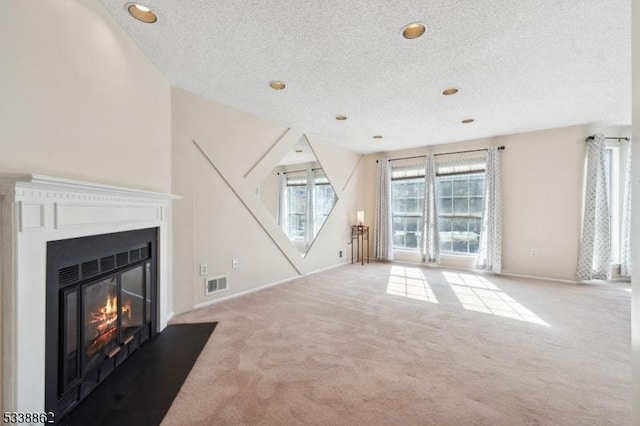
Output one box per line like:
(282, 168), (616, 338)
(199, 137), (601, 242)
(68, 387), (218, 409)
(60, 323), (217, 426)
(45, 228), (158, 423)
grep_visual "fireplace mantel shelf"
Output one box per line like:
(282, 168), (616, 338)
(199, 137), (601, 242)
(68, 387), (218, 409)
(0, 174), (176, 414)
(0, 174), (181, 201)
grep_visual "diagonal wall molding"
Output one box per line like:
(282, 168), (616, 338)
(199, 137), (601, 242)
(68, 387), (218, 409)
(244, 128), (302, 189)
(192, 139), (305, 274)
(305, 134), (363, 199)
(174, 90), (363, 278)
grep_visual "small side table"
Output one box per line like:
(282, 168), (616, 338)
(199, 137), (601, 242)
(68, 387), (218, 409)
(351, 225), (369, 265)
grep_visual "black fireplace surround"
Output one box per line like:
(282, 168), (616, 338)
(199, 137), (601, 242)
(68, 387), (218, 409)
(45, 228), (158, 422)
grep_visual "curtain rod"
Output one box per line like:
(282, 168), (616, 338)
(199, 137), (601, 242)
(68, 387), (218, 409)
(585, 136), (630, 141)
(277, 167), (322, 175)
(376, 146), (505, 163)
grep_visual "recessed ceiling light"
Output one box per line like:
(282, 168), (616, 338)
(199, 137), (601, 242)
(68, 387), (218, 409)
(462, 118), (475, 124)
(373, 135), (383, 139)
(402, 23), (427, 40)
(335, 115), (347, 121)
(269, 81), (286, 90)
(442, 88), (459, 96)
(127, 3), (157, 23)
(295, 149), (303, 153)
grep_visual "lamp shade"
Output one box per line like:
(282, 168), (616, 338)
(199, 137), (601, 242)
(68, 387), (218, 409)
(356, 211), (365, 224)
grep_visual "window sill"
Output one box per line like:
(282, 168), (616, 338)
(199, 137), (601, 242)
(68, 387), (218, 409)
(440, 252), (478, 259)
(392, 249), (478, 258)
(393, 249), (420, 254)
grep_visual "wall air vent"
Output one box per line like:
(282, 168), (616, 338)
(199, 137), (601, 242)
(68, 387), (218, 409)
(205, 275), (228, 295)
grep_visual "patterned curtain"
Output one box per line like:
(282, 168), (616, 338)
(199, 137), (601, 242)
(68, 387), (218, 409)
(577, 134), (611, 280)
(620, 142), (632, 278)
(374, 159), (394, 260)
(277, 172), (288, 233)
(421, 155), (440, 263)
(304, 169), (316, 247)
(476, 147), (503, 272)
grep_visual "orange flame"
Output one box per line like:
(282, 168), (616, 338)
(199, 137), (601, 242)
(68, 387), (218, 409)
(87, 294), (133, 357)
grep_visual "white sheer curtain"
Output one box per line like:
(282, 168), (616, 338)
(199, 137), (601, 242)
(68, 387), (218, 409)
(421, 154), (440, 263)
(476, 147), (503, 272)
(304, 169), (315, 247)
(577, 134), (611, 280)
(620, 142), (632, 278)
(374, 158), (393, 260)
(277, 172), (288, 233)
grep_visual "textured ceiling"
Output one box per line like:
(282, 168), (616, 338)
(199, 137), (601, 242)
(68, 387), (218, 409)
(99, 0), (631, 153)
(278, 135), (317, 166)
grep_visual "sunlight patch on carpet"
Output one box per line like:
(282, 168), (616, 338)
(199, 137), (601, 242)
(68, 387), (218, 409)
(386, 266), (438, 303)
(443, 272), (549, 326)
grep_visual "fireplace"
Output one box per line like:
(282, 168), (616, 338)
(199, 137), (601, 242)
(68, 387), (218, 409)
(45, 228), (157, 419)
(0, 174), (177, 416)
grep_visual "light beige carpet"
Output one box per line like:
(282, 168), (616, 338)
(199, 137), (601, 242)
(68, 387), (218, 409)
(162, 262), (630, 425)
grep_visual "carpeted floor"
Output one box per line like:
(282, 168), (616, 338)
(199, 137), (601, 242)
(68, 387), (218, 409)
(163, 262), (630, 425)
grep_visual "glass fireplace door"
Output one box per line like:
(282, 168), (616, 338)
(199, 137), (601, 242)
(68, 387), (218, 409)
(82, 276), (119, 369)
(60, 288), (79, 393)
(46, 228), (158, 421)
(120, 264), (145, 340)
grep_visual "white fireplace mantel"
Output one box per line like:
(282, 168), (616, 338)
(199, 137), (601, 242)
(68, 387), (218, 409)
(0, 174), (179, 413)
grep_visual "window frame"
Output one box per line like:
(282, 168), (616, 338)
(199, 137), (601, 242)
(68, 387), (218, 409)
(389, 164), (486, 256)
(436, 171), (485, 256)
(390, 176), (425, 251)
(285, 183), (307, 241)
(313, 182), (334, 232)
(283, 175), (337, 242)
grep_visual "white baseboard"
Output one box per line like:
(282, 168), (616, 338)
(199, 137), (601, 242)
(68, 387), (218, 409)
(498, 272), (579, 285)
(190, 258), (595, 313)
(160, 311), (175, 330)
(312, 260), (350, 273)
(194, 276), (298, 309)
(389, 258), (581, 285)
(502, 267), (629, 284)
(193, 260), (350, 310)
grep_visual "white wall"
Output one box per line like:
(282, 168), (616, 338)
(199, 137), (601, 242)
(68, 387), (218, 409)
(498, 126), (585, 280)
(0, 0), (171, 192)
(259, 167), (281, 219)
(631, 1), (640, 422)
(1, 0), (633, 413)
(171, 88), (362, 314)
(0, 0), (172, 412)
(362, 124), (629, 282)
(304, 134), (363, 271)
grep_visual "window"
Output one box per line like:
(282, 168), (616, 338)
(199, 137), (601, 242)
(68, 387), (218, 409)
(284, 173), (336, 242)
(314, 182), (334, 231)
(437, 173), (484, 254)
(391, 178), (424, 250)
(286, 184), (306, 239)
(390, 159), (485, 255)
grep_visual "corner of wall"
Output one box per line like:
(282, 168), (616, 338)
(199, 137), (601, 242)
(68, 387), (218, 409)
(630, 1), (640, 423)
(171, 89), (364, 313)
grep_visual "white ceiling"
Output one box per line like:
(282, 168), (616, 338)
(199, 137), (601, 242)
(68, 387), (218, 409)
(99, 0), (631, 154)
(278, 135), (317, 166)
